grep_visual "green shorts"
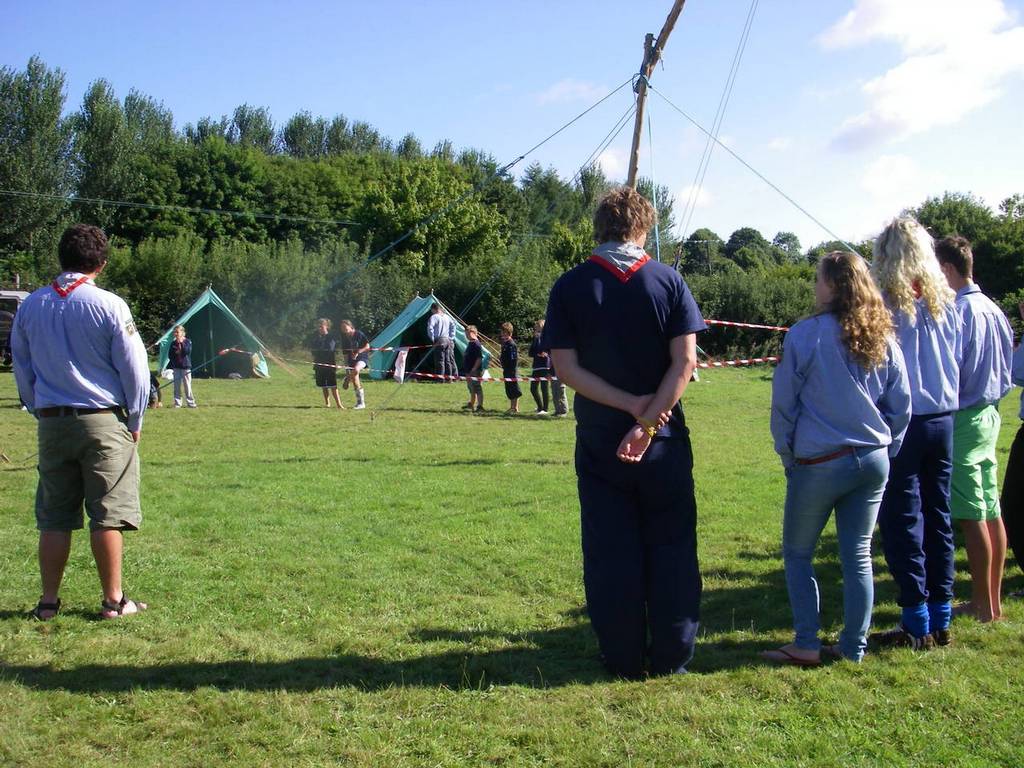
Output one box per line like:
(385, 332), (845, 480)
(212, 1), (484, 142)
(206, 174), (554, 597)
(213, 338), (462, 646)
(950, 403), (1001, 522)
(35, 410), (142, 531)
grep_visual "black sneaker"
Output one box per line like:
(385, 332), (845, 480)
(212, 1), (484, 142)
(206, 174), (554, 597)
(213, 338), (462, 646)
(869, 625), (935, 651)
(932, 628), (952, 647)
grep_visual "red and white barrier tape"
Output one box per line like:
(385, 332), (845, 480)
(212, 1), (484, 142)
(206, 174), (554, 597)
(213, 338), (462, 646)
(703, 319), (789, 332)
(282, 354), (779, 381)
(697, 356), (779, 369)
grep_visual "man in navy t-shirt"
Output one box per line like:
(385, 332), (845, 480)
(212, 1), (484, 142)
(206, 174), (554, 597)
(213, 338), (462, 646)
(542, 186), (706, 678)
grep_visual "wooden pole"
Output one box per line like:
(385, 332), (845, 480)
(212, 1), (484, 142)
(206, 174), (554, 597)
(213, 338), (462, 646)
(627, 0), (688, 189)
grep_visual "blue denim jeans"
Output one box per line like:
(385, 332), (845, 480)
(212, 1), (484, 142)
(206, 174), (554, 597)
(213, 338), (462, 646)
(783, 446), (889, 661)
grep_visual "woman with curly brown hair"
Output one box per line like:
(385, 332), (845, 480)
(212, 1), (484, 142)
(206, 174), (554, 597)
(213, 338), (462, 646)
(764, 251), (911, 665)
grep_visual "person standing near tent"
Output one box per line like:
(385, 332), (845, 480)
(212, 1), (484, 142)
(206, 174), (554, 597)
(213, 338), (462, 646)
(543, 187), (706, 678)
(168, 325), (197, 408)
(1003, 303), (1024, 594)
(11, 224), (150, 620)
(339, 319), (370, 410)
(427, 302), (457, 381)
(869, 217), (961, 651)
(499, 322), (522, 415)
(462, 324), (485, 412)
(529, 319), (551, 415)
(311, 318), (343, 409)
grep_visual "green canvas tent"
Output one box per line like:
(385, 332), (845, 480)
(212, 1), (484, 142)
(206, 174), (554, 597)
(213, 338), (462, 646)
(156, 288), (269, 378)
(368, 293), (491, 380)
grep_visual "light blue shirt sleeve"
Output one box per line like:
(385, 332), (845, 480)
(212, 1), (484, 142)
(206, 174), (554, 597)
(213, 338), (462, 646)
(878, 340), (911, 456)
(446, 316), (457, 340)
(427, 314), (440, 342)
(770, 326), (806, 469)
(11, 308), (36, 411)
(109, 297), (151, 432)
(955, 286), (1014, 409)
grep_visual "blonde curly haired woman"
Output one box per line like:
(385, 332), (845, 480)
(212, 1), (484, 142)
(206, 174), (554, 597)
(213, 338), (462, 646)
(765, 251), (910, 665)
(869, 217), (962, 650)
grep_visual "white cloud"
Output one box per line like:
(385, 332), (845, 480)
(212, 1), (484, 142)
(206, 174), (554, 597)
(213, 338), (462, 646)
(858, 154), (939, 226)
(535, 78), (607, 105)
(597, 148), (627, 178)
(821, 0), (1024, 150)
(677, 184), (713, 209)
(766, 136), (793, 152)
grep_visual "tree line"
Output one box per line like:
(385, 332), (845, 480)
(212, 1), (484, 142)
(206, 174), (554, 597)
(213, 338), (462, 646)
(2, 56), (1022, 357)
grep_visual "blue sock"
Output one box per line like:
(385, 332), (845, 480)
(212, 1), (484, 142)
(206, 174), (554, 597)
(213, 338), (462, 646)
(928, 601), (952, 632)
(901, 604), (930, 638)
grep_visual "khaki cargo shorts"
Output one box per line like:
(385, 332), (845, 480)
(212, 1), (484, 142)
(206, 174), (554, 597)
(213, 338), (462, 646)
(35, 410), (142, 531)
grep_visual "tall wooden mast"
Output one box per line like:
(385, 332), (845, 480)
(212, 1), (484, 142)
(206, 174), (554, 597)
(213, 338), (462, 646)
(626, 0), (687, 189)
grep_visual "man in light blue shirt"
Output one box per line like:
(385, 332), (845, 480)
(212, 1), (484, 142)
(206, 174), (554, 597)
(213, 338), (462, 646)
(426, 302), (457, 380)
(938, 236), (1014, 622)
(11, 224), (150, 621)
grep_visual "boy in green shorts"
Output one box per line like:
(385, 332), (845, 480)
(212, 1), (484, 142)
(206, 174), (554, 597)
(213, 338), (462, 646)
(937, 236), (1013, 622)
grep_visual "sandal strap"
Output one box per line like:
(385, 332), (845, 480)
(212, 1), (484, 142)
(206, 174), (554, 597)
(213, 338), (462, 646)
(101, 595), (128, 614)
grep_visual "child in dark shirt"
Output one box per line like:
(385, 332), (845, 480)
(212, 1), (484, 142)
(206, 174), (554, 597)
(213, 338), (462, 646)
(339, 319), (370, 410)
(499, 321), (522, 415)
(311, 318), (343, 409)
(529, 319), (551, 415)
(462, 324), (485, 412)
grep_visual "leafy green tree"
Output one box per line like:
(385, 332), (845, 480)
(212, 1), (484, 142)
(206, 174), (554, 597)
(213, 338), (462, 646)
(680, 228), (723, 274)
(772, 231), (802, 263)
(183, 115), (229, 144)
(70, 79), (132, 229)
(0, 57), (73, 274)
(724, 227), (770, 270)
(520, 163), (582, 235)
(228, 104), (275, 153)
(356, 158), (506, 281)
(124, 90), (175, 146)
(397, 133), (423, 159)
(279, 111), (327, 158)
(175, 137), (267, 241)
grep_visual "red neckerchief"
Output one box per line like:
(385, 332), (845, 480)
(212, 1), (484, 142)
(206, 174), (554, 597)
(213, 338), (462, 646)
(588, 252), (651, 283)
(51, 274), (91, 298)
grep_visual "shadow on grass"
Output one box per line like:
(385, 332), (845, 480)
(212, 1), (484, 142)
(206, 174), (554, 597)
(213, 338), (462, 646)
(0, 620), (779, 693)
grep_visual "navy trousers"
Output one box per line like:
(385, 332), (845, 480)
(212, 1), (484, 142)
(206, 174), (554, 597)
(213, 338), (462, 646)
(878, 412), (955, 608)
(1001, 422), (1024, 575)
(575, 428), (702, 678)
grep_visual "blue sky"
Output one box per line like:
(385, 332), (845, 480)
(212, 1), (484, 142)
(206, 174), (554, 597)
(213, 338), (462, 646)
(5, 0), (1024, 249)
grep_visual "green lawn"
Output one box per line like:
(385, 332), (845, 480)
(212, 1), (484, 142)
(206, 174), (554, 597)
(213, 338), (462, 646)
(1, 366), (1022, 767)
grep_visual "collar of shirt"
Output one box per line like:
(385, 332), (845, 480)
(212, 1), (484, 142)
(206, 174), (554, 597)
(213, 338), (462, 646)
(956, 283), (981, 299)
(591, 241), (647, 274)
(54, 271), (94, 292)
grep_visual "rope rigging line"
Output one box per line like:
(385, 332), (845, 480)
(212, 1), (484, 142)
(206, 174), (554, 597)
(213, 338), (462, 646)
(648, 84), (858, 254)
(645, 104), (662, 262)
(679, 0), (759, 239)
(0, 189), (361, 228)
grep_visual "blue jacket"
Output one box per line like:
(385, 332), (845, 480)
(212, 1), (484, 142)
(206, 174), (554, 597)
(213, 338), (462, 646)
(169, 338), (192, 370)
(771, 313), (911, 468)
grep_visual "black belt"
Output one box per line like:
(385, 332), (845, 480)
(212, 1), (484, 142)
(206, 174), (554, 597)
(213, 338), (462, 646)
(37, 406), (116, 418)
(795, 446), (855, 466)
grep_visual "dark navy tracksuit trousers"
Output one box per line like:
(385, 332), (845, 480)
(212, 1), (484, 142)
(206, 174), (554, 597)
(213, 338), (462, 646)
(575, 428), (702, 678)
(878, 412), (956, 608)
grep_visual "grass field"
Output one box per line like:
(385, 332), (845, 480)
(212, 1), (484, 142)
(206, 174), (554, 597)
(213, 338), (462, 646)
(1, 365), (1022, 767)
